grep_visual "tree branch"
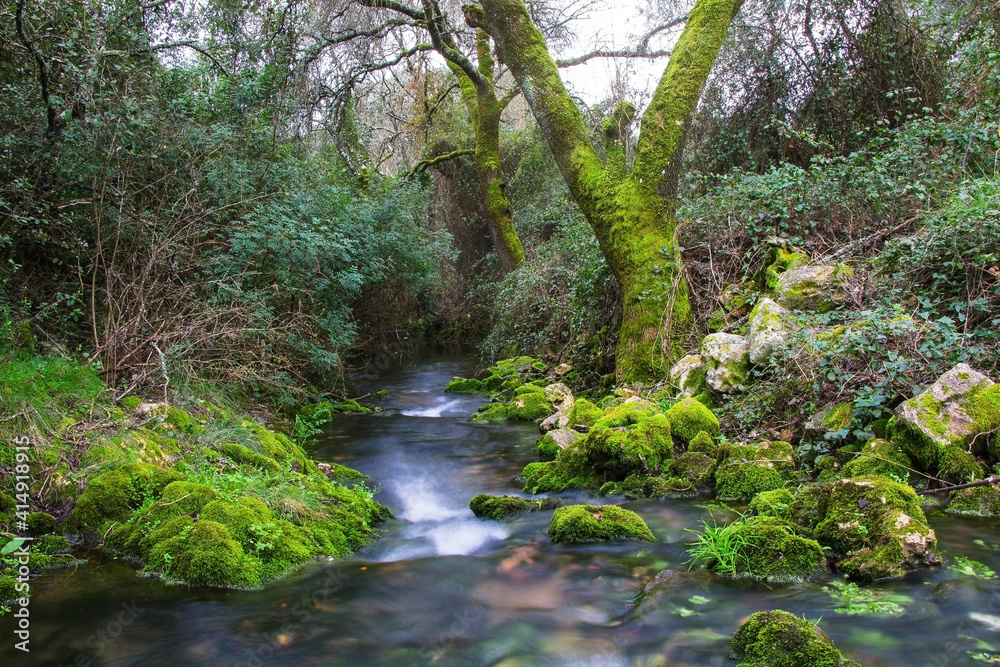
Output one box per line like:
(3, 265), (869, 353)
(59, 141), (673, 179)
(555, 15), (687, 67)
(403, 148), (476, 176)
(147, 41), (230, 76)
(15, 0), (57, 135)
(354, 0), (426, 22)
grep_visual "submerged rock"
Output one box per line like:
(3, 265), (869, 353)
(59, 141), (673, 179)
(725, 516), (826, 583)
(469, 494), (562, 520)
(888, 363), (999, 481)
(790, 475), (940, 582)
(547, 504), (655, 544)
(701, 333), (750, 394)
(731, 610), (862, 666)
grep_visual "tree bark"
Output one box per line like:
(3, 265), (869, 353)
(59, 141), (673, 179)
(467, 0), (743, 382)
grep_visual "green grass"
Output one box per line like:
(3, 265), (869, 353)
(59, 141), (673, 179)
(684, 512), (755, 576)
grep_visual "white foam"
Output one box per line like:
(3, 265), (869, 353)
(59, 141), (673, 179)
(400, 397), (463, 418)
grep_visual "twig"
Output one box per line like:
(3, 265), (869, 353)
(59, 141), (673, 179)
(918, 476), (1000, 496)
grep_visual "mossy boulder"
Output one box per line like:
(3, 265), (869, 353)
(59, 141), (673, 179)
(763, 245), (811, 291)
(665, 451), (717, 492)
(335, 399), (371, 414)
(775, 264), (852, 313)
(749, 488), (795, 519)
(507, 390), (552, 421)
(700, 333), (750, 394)
(889, 364), (999, 476)
(791, 475), (940, 582)
(536, 428), (579, 461)
(665, 397), (720, 444)
(688, 430), (718, 458)
(547, 504), (655, 544)
(120, 395), (142, 412)
(63, 463), (184, 536)
(715, 441), (797, 500)
(568, 398), (602, 429)
(669, 354), (708, 397)
(805, 401), (855, 441)
(445, 377), (485, 394)
(731, 610), (862, 667)
(522, 441), (601, 493)
(948, 485), (1000, 517)
(472, 402), (509, 423)
(725, 516), (827, 583)
(145, 519), (261, 588)
(469, 494), (562, 520)
(585, 413), (673, 477)
(163, 406), (202, 435)
(25, 512), (57, 536)
(747, 298), (800, 364)
(841, 438), (913, 484)
(220, 443), (282, 472)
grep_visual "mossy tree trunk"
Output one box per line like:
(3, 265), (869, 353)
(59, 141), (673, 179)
(447, 29), (525, 273)
(465, 0), (743, 382)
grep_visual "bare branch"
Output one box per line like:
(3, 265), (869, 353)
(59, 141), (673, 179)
(147, 41), (230, 75)
(555, 14), (687, 67)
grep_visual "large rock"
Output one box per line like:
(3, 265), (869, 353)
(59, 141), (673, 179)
(664, 397), (720, 444)
(547, 504), (655, 544)
(746, 298), (800, 364)
(700, 333), (750, 394)
(536, 428), (580, 461)
(668, 354), (708, 397)
(888, 364), (999, 478)
(715, 441), (797, 500)
(788, 475), (940, 582)
(538, 383), (575, 433)
(775, 264), (852, 312)
(731, 610), (862, 667)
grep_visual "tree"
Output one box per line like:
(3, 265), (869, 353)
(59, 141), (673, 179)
(464, 0), (744, 383)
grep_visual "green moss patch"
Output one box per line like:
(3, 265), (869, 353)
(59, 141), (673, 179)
(715, 441), (797, 500)
(548, 504), (655, 544)
(665, 397), (720, 444)
(948, 485), (1000, 516)
(469, 494), (562, 520)
(731, 610), (862, 667)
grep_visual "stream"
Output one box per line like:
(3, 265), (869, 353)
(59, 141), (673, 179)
(3, 352), (1000, 666)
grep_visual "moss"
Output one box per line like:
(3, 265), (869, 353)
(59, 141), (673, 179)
(937, 445), (986, 484)
(521, 441), (601, 493)
(785, 485), (824, 533)
(821, 401), (854, 431)
(687, 430), (717, 457)
(163, 406), (201, 435)
(298, 401), (334, 422)
(569, 399), (603, 428)
(966, 384), (1000, 461)
(948, 485), (1000, 516)
(665, 397), (720, 444)
(715, 441), (797, 500)
(841, 438), (912, 485)
(0, 491), (17, 524)
(335, 399), (371, 414)
(0, 575), (17, 603)
(63, 463), (184, 536)
(809, 476), (940, 581)
(728, 516), (827, 583)
(666, 451), (716, 491)
(473, 402), (509, 423)
(586, 413), (673, 475)
(763, 247), (810, 291)
(219, 443), (281, 472)
(25, 512), (56, 536)
(514, 383), (544, 395)
(469, 494), (562, 520)
(547, 504), (655, 543)
(750, 488), (795, 519)
(145, 519), (261, 588)
(536, 432), (562, 461)
(507, 390), (551, 421)
(445, 377), (485, 394)
(731, 610), (862, 667)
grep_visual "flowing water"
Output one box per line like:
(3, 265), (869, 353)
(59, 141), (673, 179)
(3, 352), (1000, 666)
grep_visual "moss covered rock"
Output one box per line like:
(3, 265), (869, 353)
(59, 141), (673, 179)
(25, 512), (56, 536)
(948, 485), (1000, 517)
(669, 354), (708, 397)
(568, 398), (602, 429)
(445, 377), (485, 394)
(63, 463), (184, 536)
(665, 397), (720, 444)
(547, 504), (655, 544)
(688, 430), (718, 458)
(536, 428), (579, 461)
(747, 297), (800, 364)
(701, 333), (750, 394)
(715, 441), (797, 500)
(749, 488), (795, 519)
(472, 402), (509, 423)
(469, 494), (562, 520)
(841, 438), (913, 484)
(522, 440), (601, 493)
(727, 516), (827, 583)
(731, 610), (862, 667)
(889, 364), (998, 477)
(791, 475), (941, 581)
(507, 391), (553, 421)
(220, 443), (282, 472)
(763, 245), (810, 290)
(666, 452), (717, 492)
(775, 263), (852, 313)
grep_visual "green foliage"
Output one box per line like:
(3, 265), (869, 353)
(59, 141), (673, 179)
(823, 580), (912, 616)
(949, 555), (996, 580)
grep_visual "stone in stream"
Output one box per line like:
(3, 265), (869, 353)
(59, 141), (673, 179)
(888, 363), (1000, 483)
(730, 610), (863, 666)
(696, 515), (827, 584)
(536, 428), (580, 461)
(787, 475), (940, 582)
(948, 484), (1000, 517)
(714, 441), (797, 501)
(468, 494), (562, 520)
(547, 504), (655, 544)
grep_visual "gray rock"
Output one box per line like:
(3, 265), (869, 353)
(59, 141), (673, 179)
(746, 297), (800, 364)
(700, 333), (749, 394)
(776, 264), (852, 312)
(668, 354), (707, 397)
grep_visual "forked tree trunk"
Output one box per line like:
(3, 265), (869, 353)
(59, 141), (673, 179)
(466, 0), (743, 382)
